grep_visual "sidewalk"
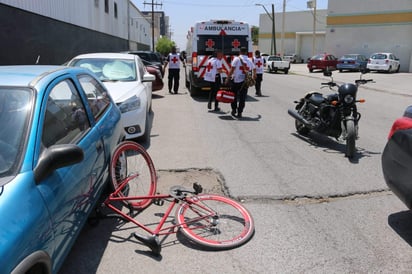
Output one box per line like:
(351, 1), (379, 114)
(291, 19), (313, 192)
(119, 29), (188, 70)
(289, 64), (411, 96)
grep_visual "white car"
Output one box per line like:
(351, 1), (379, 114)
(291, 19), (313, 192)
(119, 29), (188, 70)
(68, 53), (155, 141)
(367, 52), (400, 73)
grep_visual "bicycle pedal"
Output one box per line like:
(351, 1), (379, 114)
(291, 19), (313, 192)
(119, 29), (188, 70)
(153, 198), (164, 206)
(133, 233), (161, 255)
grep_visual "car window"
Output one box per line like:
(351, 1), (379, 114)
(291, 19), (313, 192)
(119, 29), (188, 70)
(137, 58), (145, 81)
(77, 74), (111, 121)
(42, 79), (90, 148)
(72, 58), (137, 82)
(0, 88), (32, 177)
(371, 54), (386, 60)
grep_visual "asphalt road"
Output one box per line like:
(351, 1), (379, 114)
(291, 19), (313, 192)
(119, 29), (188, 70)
(60, 65), (412, 273)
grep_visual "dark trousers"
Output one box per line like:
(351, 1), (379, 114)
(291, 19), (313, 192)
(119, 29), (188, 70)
(168, 69), (180, 93)
(208, 75), (221, 108)
(231, 81), (248, 114)
(255, 74), (263, 95)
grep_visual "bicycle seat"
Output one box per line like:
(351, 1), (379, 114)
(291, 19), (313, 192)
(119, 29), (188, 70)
(169, 185), (190, 199)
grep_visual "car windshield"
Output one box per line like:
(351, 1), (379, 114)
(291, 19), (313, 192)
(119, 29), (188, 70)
(311, 55), (325, 60)
(342, 55), (356, 60)
(371, 54), (387, 60)
(0, 88), (32, 180)
(71, 58), (137, 82)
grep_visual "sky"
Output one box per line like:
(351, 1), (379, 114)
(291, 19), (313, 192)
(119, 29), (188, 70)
(132, 0), (328, 50)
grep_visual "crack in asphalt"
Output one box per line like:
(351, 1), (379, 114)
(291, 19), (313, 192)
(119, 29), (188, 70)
(157, 168), (393, 206)
(236, 188), (392, 205)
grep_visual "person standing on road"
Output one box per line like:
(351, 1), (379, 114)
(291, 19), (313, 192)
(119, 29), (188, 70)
(204, 49), (223, 111)
(225, 47), (256, 118)
(253, 50), (265, 97)
(164, 46), (185, 94)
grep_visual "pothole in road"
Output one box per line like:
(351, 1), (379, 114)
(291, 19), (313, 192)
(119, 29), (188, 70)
(156, 168), (228, 196)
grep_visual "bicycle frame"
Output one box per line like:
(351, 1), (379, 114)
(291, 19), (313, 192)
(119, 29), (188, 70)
(103, 175), (216, 237)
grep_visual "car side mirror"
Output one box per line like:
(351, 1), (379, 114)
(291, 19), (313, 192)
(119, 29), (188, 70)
(360, 68), (369, 74)
(323, 70), (332, 77)
(34, 144), (84, 183)
(143, 73), (155, 82)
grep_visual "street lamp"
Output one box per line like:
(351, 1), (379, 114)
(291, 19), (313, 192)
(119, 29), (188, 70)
(256, 3), (276, 55)
(307, 0), (317, 56)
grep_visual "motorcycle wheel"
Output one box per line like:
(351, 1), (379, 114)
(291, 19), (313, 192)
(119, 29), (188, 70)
(295, 119), (310, 135)
(345, 119), (356, 158)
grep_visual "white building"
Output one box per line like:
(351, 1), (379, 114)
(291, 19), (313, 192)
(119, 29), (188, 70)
(258, 0), (412, 72)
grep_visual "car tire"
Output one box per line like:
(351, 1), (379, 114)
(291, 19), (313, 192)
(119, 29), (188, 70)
(137, 113), (150, 143)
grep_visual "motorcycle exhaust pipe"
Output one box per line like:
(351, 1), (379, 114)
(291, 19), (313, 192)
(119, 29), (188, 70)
(287, 109), (313, 129)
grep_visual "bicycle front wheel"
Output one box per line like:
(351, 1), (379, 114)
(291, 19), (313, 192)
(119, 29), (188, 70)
(110, 141), (157, 210)
(176, 194), (255, 250)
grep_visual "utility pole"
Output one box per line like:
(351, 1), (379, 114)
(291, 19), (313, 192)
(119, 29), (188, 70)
(143, 1), (162, 51)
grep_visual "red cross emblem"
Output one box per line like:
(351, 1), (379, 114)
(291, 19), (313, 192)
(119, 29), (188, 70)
(205, 39), (215, 48)
(256, 60), (263, 67)
(232, 39), (241, 48)
(206, 62), (213, 72)
(171, 56), (179, 63)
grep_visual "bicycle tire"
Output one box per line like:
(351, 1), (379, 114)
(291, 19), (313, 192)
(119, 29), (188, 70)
(176, 194), (255, 250)
(109, 141), (157, 210)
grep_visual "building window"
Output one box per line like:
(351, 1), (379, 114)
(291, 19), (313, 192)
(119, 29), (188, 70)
(114, 2), (118, 18)
(94, 0), (99, 8)
(104, 0), (109, 13)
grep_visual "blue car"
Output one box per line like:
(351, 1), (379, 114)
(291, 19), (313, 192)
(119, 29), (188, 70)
(337, 54), (368, 72)
(0, 66), (124, 273)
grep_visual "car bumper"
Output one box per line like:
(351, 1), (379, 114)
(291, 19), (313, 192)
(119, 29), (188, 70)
(120, 107), (146, 139)
(367, 63), (389, 71)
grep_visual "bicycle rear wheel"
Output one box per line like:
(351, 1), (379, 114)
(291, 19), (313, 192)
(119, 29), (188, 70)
(176, 194), (255, 250)
(110, 141), (157, 210)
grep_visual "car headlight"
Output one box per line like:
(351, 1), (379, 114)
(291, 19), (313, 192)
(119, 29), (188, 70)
(119, 95), (141, 113)
(344, 94), (354, 104)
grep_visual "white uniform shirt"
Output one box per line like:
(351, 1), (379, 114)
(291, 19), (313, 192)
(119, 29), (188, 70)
(167, 53), (181, 69)
(231, 55), (254, 83)
(204, 57), (222, 82)
(253, 57), (265, 74)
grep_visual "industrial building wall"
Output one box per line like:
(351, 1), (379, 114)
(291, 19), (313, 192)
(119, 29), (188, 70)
(258, 10), (327, 60)
(0, 3), (129, 65)
(326, 0), (412, 72)
(0, 0), (129, 39)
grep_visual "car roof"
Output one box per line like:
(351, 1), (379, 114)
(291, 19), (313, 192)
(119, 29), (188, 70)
(72, 52), (137, 60)
(0, 65), (70, 87)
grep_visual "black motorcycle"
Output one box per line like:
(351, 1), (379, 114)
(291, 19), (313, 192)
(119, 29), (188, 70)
(288, 70), (373, 158)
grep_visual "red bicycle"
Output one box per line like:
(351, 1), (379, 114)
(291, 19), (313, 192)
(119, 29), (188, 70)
(104, 141), (255, 255)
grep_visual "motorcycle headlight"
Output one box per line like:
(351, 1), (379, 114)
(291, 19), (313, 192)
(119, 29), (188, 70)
(343, 94), (354, 104)
(119, 95), (141, 113)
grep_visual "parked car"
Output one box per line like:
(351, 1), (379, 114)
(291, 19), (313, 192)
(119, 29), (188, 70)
(266, 55), (290, 74)
(125, 51), (165, 77)
(367, 52), (400, 73)
(307, 53), (338, 72)
(68, 53), (155, 141)
(0, 65), (123, 274)
(283, 53), (303, 64)
(382, 106), (412, 209)
(337, 54), (368, 72)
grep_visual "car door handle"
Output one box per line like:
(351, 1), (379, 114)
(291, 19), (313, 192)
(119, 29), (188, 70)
(96, 141), (103, 152)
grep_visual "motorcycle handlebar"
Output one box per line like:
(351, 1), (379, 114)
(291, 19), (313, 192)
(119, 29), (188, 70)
(321, 82), (337, 87)
(355, 79), (374, 85)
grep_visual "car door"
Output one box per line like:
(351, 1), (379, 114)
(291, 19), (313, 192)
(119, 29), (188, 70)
(35, 75), (106, 266)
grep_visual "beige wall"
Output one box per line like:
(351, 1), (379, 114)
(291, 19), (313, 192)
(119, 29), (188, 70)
(258, 0), (412, 71)
(326, 0), (412, 72)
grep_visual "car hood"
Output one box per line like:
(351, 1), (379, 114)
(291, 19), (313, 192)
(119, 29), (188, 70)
(102, 81), (145, 103)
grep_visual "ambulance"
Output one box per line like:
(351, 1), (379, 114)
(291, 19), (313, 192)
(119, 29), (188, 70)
(185, 20), (253, 96)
